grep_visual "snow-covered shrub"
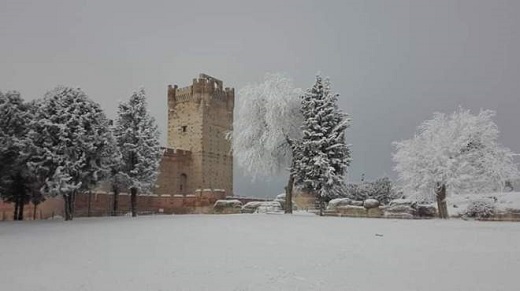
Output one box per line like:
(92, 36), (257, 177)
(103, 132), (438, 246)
(345, 177), (397, 205)
(463, 199), (496, 219)
(255, 201), (283, 214)
(327, 198), (351, 210)
(213, 200), (242, 214)
(241, 201), (263, 213)
(416, 204), (437, 217)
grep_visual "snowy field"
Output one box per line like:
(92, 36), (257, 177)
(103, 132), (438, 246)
(1, 215), (520, 291)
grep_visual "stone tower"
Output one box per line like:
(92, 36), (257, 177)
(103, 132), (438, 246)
(167, 74), (234, 195)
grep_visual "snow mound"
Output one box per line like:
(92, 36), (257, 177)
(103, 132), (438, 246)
(213, 200), (243, 214)
(363, 199), (380, 209)
(255, 201), (283, 214)
(241, 201), (282, 214)
(327, 198), (351, 210)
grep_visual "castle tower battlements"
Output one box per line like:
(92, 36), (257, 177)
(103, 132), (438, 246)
(168, 74), (234, 111)
(165, 74), (234, 196)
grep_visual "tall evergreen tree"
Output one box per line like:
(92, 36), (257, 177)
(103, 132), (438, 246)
(294, 75), (351, 215)
(113, 88), (161, 217)
(29, 86), (115, 220)
(0, 91), (37, 220)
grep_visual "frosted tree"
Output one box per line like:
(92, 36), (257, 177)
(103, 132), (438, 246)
(393, 108), (520, 218)
(113, 88), (162, 217)
(107, 123), (125, 217)
(0, 91), (38, 220)
(29, 86), (116, 220)
(293, 75), (351, 215)
(231, 73), (303, 213)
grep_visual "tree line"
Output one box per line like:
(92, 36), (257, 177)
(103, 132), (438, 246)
(2, 74), (519, 220)
(232, 73), (519, 218)
(0, 87), (162, 221)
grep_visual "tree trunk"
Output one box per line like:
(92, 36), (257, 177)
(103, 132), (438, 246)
(63, 192), (76, 221)
(13, 197), (20, 221)
(17, 200), (24, 221)
(436, 184), (449, 219)
(285, 174), (294, 214)
(63, 195), (71, 221)
(71, 191), (76, 218)
(87, 191), (92, 217)
(112, 185), (119, 216)
(130, 188), (137, 217)
(33, 203), (38, 220)
(319, 198), (324, 217)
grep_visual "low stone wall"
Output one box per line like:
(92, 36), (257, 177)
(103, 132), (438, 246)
(324, 206), (385, 218)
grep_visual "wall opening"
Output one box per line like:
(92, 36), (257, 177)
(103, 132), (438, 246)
(180, 173), (188, 194)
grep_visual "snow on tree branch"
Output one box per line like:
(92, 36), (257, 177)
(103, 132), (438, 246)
(231, 73), (303, 178)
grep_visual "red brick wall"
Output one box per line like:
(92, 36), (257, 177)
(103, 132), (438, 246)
(0, 190), (233, 221)
(0, 196), (64, 220)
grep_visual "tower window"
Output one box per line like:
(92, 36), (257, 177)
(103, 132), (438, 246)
(181, 126), (187, 132)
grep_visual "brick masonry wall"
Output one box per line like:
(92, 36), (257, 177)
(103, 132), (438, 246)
(0, 190), (231, 221)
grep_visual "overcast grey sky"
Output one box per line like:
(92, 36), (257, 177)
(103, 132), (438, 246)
(1, 0), (519, 198)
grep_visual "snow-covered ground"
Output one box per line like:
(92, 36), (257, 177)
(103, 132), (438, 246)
(1, 214), (519, 291)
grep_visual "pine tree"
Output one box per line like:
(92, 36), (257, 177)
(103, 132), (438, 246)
(113, 88), (161, 217)
(29, 86), (115, 220)
(294, 75), (351, 215)
(0, 91), (36, 220)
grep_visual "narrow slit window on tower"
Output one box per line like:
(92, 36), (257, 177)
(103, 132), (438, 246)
(181, 125), (187, 132)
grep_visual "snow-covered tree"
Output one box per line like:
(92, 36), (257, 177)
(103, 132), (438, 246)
(231, 73), (303, 213)
(294, 75), (351, 215)
(107, 124), (125, 216)
(29, 86), (116, 220)
(393, 108), (520, 218)
(113, 88), (161, 217)
(0, 91), (38, 220)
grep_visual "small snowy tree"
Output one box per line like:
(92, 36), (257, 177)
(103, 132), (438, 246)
(393, 108), (520, 218)
(0, 91), (38, 220)
(29, 86), (116, 220)
(294, 75), (351, 215)
(231, 73), (302, 213)
(113, 88), (161, 217)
